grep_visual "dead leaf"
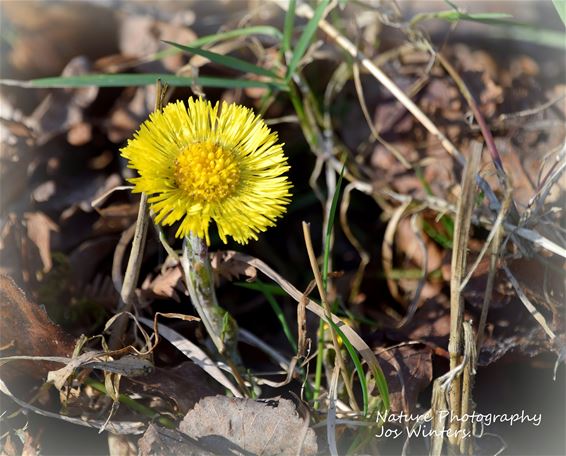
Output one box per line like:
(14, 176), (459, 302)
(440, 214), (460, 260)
(93, 202), (139, 235)
(211, 251), (257, 283)
(374, 345), (433, 415)
(106, 86), (156, 144)
(138, 424), (214, 456)
(118, 15), (196, 74)
(179, 396), (318, 456)
(67, 121), (92, 146)
(27, 56), (99, 145)
(24, 212), (58, 273)
(401, 296), (452, 348)
(68, 236), (117, 290)
(0, 140), (35, 211)
(3, 1), (117, 78)
(127, 362), (223, 415)
(107, 434), (136, 456)
(0, 274), (76, 386)
(141, 265), (183, 303)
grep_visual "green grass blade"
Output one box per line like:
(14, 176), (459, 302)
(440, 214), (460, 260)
(370, 360), (390, 414)
(422, 220), (453, 249)
(282, 0), (297, 54)
(149, 26), (283, 63)
(437, 11), (514, 24)
(235, 281), (287, 296)
(327, 319), (369, 416)
(411, 9), (513, 26)
(553, 0), (566, 26)
(17, 73), (287, 90)
(163, 41), (279, 79)
(415, 167), (454, 246)
(500, 25), (566, 48)
(322, 162), (346, 290)
(326, 163), (346, 240)
(412, 7), (566, 48)
(285, 0), (330, 82)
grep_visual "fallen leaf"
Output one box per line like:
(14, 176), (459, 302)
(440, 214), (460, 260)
(0, 274), (76, 386)
(127, 362), (223, 415)
(107, 434), (136, 456)
(118, 14), (196, 74)
(374, 345), (433, 415)
(2, 1), (117, 78)
(211, 251), (257, 283)
(106, 86), (156, 144)
(141, 265), (183, 303)
(179, 396), (318, 456)
(24, 212), (58, 273)
(138, 424), (214, 456)
(27, 56), (99, 145)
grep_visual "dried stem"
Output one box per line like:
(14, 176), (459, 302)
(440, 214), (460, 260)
(109, 80), (164, 350)
(459, 322), (477, 455)
(475, 225), (502, 354)
(448, 143), (482, 447)
(302, 222), (360, 412)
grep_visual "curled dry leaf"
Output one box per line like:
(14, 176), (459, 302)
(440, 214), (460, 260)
(179, 396), (318, 456)
(141, 264), (184, 303)
(47, 353), (154, 391)
(211, 250), (257, 283)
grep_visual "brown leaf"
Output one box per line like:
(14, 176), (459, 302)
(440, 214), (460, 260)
(24, 212), (58, 273)
(93, 202), (139, 235)
(0, 274), (76, 386)
(106, 87), (155, 144)
(27, 56), (99, 145)
(118, 15), (196, 74)
(374, 345), (433, 415)
(138, 424), (214, 456)
(127, 362), (223, 415)
(107, 434), (136, 456)
(211, 251), (257, 283)
(3, 1), (117, 78)
(141, 265), (183, 303)
(179, 396), (318, 456)
(66, 121), (92, 146)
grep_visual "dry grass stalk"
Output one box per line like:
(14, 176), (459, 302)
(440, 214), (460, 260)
(474, 185), (512, 353)
(302, 221), (360, 412)
(108, 80), (165, 349)
(340, 183), (371, 304)
(459, 322), (477, 455)
(448, 142), (482, 447)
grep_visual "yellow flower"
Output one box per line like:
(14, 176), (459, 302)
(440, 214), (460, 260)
(121, 98), (292, 244)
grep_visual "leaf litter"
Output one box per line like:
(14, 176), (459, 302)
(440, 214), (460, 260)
(0, 1), (564, 454)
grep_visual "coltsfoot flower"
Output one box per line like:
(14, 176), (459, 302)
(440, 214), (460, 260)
(121, 97), (292, 244)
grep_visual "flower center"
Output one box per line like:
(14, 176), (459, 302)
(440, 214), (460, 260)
(174, 142), (240, 203)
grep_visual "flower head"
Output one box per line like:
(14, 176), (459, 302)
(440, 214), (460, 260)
(121, 97), (292, 244)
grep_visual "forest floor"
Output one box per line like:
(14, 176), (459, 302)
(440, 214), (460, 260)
(0, 1), (565, 455)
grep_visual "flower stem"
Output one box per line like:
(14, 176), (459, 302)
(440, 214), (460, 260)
(181, 233), (246, 392)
